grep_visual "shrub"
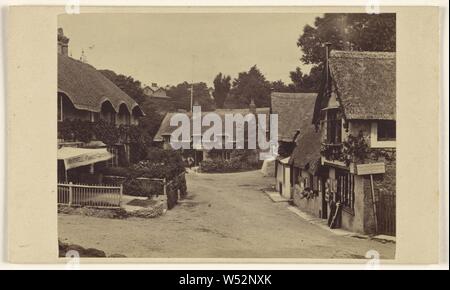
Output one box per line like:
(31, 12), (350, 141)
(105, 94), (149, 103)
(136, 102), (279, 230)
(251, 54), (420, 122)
(98, 148), (187, 202)
(123, 178), (163, 197)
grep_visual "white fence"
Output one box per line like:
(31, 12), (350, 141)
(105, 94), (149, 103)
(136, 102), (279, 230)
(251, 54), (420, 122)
(57, 182), (123, 209)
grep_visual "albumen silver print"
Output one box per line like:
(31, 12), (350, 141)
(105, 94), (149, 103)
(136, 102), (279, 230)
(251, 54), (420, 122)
(55, 12), (398, 259)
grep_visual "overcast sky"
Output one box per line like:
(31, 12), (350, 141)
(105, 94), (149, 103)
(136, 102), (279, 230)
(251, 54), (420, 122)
(59, 13), (321, 87)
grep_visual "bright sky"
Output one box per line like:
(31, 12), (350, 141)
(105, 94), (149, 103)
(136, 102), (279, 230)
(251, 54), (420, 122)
(59, 13), (321, 87)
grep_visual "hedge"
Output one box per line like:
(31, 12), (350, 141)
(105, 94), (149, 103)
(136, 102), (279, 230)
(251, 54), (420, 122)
(99, 148), (187, 206)
(199, 158), (261, 173)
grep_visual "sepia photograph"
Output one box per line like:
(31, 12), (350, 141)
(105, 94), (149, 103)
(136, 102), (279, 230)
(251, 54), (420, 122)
(54, 12), (398, 259)
(2, 0), (448, 274)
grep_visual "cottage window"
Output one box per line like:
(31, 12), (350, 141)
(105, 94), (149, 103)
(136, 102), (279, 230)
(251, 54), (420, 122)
(370, 121), (396, 148)
(336, 171), (355, 213)
(325, 109), (342, 145)
(90, 112), (99, 122)
(377, 121), (396, 141)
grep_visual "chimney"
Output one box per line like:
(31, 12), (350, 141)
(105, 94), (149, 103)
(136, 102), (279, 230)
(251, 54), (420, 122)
(324, 42), (332, 88)
(249, 98), (256, 115)
(58, 28), (70, 56)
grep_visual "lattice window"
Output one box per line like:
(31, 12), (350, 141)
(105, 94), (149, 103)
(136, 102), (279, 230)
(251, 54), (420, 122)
(337, 172), (355, 212)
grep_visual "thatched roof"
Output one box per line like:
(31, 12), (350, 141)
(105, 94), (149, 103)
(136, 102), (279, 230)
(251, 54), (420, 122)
(58, 54), (143, 116)
(154, 108), (270, 142)
(271, 92), (317, 142)
(289, 124), (321, 172)
(281, 93), (321, 171)
(329, 50), (396, 120)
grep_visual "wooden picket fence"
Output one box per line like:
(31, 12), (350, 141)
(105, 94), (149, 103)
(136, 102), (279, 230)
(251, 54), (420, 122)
(57, 182), (123, 209)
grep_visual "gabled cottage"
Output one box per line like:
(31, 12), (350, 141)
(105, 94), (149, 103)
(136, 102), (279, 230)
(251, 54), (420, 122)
(144, 84), (170, 99)
(153, 105), (270, 165)
(314, 50), (396, 236)
(271, 92), (317, 199)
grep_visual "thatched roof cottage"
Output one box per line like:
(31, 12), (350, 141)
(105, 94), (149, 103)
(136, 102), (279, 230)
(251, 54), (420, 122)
(314, 49), (396, 236)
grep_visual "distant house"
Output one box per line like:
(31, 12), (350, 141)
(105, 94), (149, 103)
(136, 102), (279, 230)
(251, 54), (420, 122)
(154, 102), (270, 165)
(144, 83), (170, 99)
(57, 28), (144, 181)
(143, 85), (156, 96)
(271, 92), (317, 199)
(313, 50), (396, 236)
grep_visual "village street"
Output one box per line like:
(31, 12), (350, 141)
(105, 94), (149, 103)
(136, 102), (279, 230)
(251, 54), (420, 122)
(59, 170), (395, 259)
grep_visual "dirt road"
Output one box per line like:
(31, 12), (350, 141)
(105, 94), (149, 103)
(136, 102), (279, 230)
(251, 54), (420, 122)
(58, 170), (395, 259)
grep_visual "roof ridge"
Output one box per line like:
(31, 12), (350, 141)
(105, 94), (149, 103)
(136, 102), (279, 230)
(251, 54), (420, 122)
(330, 50), (396, 59)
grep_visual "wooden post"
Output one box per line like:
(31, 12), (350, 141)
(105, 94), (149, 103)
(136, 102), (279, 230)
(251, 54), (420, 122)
(68, 182), (73, 207)
(163, 178), (167, 196)
(370, 174), (379, 234)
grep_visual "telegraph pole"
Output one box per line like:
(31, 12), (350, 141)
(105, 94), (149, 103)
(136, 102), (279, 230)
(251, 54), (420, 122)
(190, 55), (196, 112)
(190, 82), (194, 112)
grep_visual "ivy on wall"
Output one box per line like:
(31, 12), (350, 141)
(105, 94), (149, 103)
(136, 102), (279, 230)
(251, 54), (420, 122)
(321, 130), (369, 166)
(58, 120), (152, 162)
(321, 130), (396, 166)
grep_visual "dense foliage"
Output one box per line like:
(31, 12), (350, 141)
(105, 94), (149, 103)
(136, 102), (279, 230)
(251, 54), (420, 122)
(200, 151), (261, 173)
(166, 81), (215, 111)
(58, 119), (152, 163)
(100, 69), (146, 104)
(100, 148), (186, 199)
(228, 65), (271, 108)
(321, 131), (369, 166)
(298, 13), (396, 65)
(200, 158), (261, 173)
(212, 73), (231, 109)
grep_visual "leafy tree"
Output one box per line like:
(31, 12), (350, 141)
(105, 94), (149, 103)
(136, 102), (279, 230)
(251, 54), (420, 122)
(271, 80), (291, 93)
(289, 65), (323, 92)
(212, 73), (231, 109)
(167, 81), (214, 111)
(298, 13), (396, 65)
(99, 69), (146, 104)
(229, 65), (271, 108)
